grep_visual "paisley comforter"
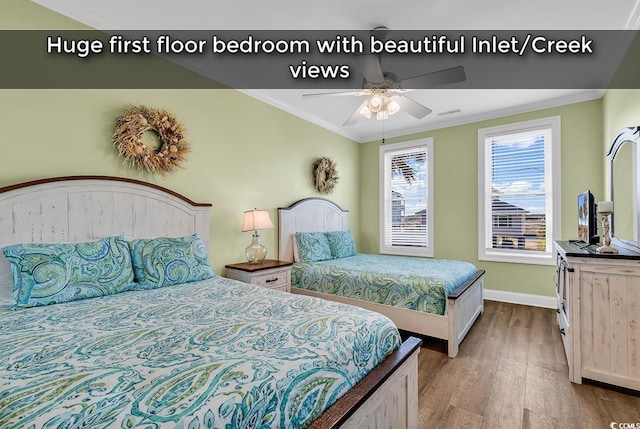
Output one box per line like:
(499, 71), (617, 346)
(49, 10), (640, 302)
(292, 253), (478, 315)
(0, 276), (401, 429)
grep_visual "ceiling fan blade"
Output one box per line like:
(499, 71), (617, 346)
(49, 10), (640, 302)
(400, 66), (466, 89)
(395, 95), (432, 119)
(302, 90), (366, 98)
(343, 100), (368, 126)
(354, 54), (385, 84)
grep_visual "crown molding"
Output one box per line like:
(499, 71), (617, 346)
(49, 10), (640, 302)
(357, 89), (605, 142)
(243, 89), (605, 143)
(237, 89), (363, 142)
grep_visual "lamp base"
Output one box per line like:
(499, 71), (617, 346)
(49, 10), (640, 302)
(596, 245), (619, 254)
(245, 233), (268, 264)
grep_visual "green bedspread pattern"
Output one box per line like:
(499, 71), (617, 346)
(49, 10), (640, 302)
(0, 276), (400, 429)
(292, 253), (478, 315)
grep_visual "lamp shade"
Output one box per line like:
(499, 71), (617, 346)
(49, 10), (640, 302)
(242, 210), (274, 232)
(597, 201), (613, 214)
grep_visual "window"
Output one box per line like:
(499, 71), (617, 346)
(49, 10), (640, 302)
(478, 116), (561, 265)
(379, 138), (434, 257)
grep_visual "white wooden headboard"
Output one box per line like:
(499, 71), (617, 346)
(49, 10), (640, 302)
(0, 176), (212, 285)
(278, 198), (348, 262)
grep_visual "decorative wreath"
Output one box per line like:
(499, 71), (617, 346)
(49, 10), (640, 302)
(113, 106), (190, 174)
(314, 157), (339, 194)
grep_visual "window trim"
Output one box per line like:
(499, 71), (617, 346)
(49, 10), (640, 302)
(379, 138), (434, 257)
(477, 116), (561, 265)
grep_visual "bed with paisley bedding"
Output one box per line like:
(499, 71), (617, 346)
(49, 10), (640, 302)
(279, 198), (485, 358)
(292, 254), (479, 316)
(0, 176), (421, 429)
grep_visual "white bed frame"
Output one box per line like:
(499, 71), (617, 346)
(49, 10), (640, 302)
(279, 197), (485, 358)
(0, 176), (420, 429)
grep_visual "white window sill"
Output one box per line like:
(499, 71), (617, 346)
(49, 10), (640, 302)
(479, 251), (554, 266)
(380, 247), (434, 258)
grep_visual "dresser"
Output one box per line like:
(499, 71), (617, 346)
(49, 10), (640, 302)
(555, 241), (640, 391)
(224, 259), (292, 292)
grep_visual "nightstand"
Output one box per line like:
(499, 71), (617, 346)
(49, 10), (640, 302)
(224, 260), (292, 292)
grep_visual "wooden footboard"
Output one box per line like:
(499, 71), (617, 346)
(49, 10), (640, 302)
(292, 270), (485, 358)
(311, 337), (422, 429)
(447, 269), (485, 357)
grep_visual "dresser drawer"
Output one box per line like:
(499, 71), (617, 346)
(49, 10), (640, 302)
(252, 269), (288, 289)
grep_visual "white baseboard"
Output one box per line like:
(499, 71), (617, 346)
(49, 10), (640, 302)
(484, 289), (556, 309)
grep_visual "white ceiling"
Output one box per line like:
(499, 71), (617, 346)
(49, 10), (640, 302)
(33, 0), (640, 142)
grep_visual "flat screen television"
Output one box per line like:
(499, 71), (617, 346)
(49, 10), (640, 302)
(577, 190), (599, 245)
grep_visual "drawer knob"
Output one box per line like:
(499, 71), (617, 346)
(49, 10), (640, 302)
(265, 277), (278, 283)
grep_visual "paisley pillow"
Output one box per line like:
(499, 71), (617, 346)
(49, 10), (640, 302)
(1, 235), (135, 308)
(325, 230), (357, 258)
(128, 234), (214, 289)
(295, 232), (332, 262)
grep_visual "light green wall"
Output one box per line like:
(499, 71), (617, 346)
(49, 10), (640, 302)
(8, 0), (634, 298)
(359, 100), (604, 297)
(1, 1), (361, 275)
(0, 90), (360, 274)
(602, 89), (640, 241)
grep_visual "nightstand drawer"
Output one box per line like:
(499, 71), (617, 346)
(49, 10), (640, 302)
(252, 269), (288, 289)
(224, 260), (292, 293)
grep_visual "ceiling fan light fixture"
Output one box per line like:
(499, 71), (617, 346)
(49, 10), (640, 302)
(368, 95), (383, 112)
(358, 90), (400, 121)
(386, 98), (401, 116)
(376, 110), (389, 120)
(359, 104), (372, 119)
(358, 91), (401, 121)
(304, 49), (465, 127)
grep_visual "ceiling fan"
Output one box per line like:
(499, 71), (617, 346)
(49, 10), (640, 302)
(303, 29), (466, 126)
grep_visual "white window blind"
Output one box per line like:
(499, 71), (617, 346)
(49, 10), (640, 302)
(379, 138), (434, 257)
(478, 117), (560, 265)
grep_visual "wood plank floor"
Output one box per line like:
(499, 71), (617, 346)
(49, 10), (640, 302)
(407, 300), (640, 429)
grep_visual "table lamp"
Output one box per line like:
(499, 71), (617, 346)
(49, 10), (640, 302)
(596, 201), (618, 254)
(242, 209), (274, 263)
